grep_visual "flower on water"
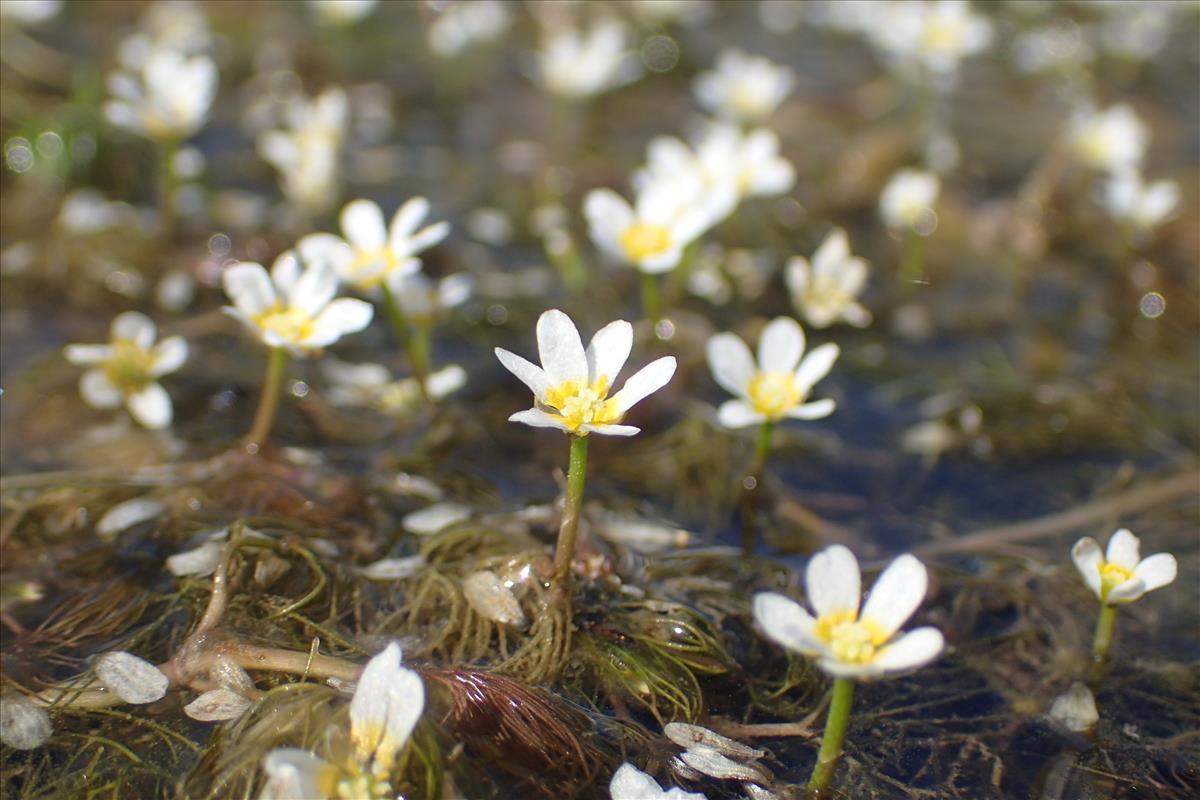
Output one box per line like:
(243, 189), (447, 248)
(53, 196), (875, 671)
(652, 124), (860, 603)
(495, 309), (676, 437)
(879, 168), (940, 232)
(259, 643), (424, 800)
(104, 49), (217, 141)
(64, 311), (187, 429)
(755, 545), (944, 679)
(1102, 170), (1179, 232)
(1068, 104), (1147, 174)
(706, 316), (838, 429)
(610, 762), (707, 800)
(693, 49), (794, 123)
(300, 197), (450, 294)
(1072, 528), (1177, 605)
(222, 251), (373, 354)
(584, 181), (710, 274)
(258, 88), (348, 212)
(538, 18), (640, 99)
(785, 228), (872, 329)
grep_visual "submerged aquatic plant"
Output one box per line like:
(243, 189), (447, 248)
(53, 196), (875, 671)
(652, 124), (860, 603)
(495, 309), (676, 588)
(754, 546), (944, 792)
(1071, 528), (1177, 660)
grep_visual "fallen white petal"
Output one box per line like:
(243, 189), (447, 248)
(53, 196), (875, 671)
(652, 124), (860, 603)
(0, 695), (52, 750)
(166, 540), (224, 577)
(665, 722), (764, 760)
(463, 570), (527, 627)
(184, 689), (252, 722)
(94, 651), (169, 704)
(1048, 682), (1098, 733)
(358, 555), (427, 580)
(403, 502), (470, 535)
(97, 497), (166, 539)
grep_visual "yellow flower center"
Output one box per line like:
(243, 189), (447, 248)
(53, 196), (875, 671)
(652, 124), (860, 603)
(922, 21), (962, 53)
(1099, 561), (1134, 600)
(729, 83), (765, 117)
(346, 247), (405, 289)
(103, 340), (156, 393)
(815, 610), (889, 664)
(1077, 127), (1113, 168)
(542, 376), (621, 432)
(748, 371), (802, 419)
(254, 307), (315, 345)
(619, 222), (672, 263)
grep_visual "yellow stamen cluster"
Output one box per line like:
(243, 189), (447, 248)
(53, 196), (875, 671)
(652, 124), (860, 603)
(1099, 562), (1134, 600)
(254, 307), (315, 345)
(619, 222), (672, 263)
(922, 22), (962, 53)
(103, 340), (157, 393)
(346, 248), (404, 289)
(748, 371), (802, 419)
(542, 376), (620, 432)
(814, 610), (889, 664)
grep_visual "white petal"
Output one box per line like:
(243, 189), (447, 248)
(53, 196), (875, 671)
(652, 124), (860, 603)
(184, 689), (252, 721)
(80, 369), (122, 408)
(222, 262), (277, 316)
(341, 199), (387, 250)
(126, 382), (172, 429)
(806, 545), (861, 619)
(860, 554), (928, 638)
(166, 541), (224, 577)
(784, 257), (809, 298)
(1134, 553), (1177, 593)
(585, 320), (633, 387)
(111, 311), (156, 348)
(610, 356), (675, 415)
(436, 273), (472, 309)
(404, 221), (451, 255)
(509, 408), (570, 432)
(270, 251), (301, 296)
(1071, 537), (1103, 598)
(536, 309), (587, 386)
(350, 643), (424, 769)
(287, 262), (338, 317)
(425, 364), (467, 400)
(1105, 528), (1140, 569)
(869, 627), (944, 675)
(64, 344), (113, 365)
(94, 651), (169, 704)
(679, 746), (768, 782)
(402, 502), (470, 535)
(794, 342), (839, 396)
(583, 189), (634, 252)
(259, 748), (332, 800)
(812, 228), (849, 274)
(716, 399), (764, 429)
(150, 336), (188, 376)
(785, 398), (836, 420)
(1106, 578), (1146, 604)
(0, 695), (52, 750)
(358, 555), (427, 580)
(495, 348), (552, 397)
(753, 592), (824, 656)
(97, 497), (165, 537)
(463, 570), (527, 627)
(705, 333), (756, 398)
(758, 317), (805, 374)
(388, 196), (430, 240)
(303, 299), (374, 348)
(581, 422), (641, 436)
(296, 233), (352, 274)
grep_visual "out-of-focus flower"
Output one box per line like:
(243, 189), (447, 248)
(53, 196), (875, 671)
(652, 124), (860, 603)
(495, 309), (676, 437)
(871, 0), (992, 81)
(1102, 170), (1179, 232)
(610, 763), (707, 800)
(755, 546), (944, 678)
(0, 0), (61, 25)
(301, 198), (449, 294)
(323, 359), (466, 411)
(785, 229), (871, 329)
(64, 311), (187, 429)
(1072, 528), (1177, 605)
(115, 1), (212, 68)
(391, 272), (472, 323)
(222, 252), (373, 354)
(104, 50), (217, 141)
(426, 0), (510, 58)
(1096, 1), (1176, 62)
(584, 181), (710, 274)
(258, 88), (348, 212)
(259, 643), (424, 800)
(538, 18), (640, 99)
(879, 168), (940, 232)
(1011, 22), (1094, 75)
(1068, 104), (1147, 174)
(308, 0), (377, 25)
(693, 49), (794, 123)
(706, 316), (838, 429)
(625, 0), (712, 27)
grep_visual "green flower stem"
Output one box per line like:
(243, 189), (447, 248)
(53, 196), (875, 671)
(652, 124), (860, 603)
(159, 137), (180, 238)
(740, 420), (774, 557)
(410, 322), (432, 386)
(667, 238), (702, 306)
(808, 677), (856, 793)
(1092, 603), (1118, 661)
(379, 283), (430, 401)
(552, 434), (589, 589)
(640, 271), (663, 326)
(246, 346), (287, 453)
(899, 229), (924, 290)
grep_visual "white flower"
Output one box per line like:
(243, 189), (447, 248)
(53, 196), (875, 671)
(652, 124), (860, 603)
(392, 272), (472, 322)
(495, 309), (676, 437)
(754, 546), (944, 679)
(104, 49), (216, 141)
(879, 168), (940, 232)
(307, 0), (377, 25)
(0, 0), (61, 25)
(222, 251), (373, 354)
(258, 643), (423, 800)
(706, 317), (838, 429)
(538, 19), (640, 99)
(63, 311), (187, 430)
(300, 197), (449, 294)
(427, 0), (510, 58)
(693, 49), (794, 123)
(785, 229), (872, 329)
(258, 88), (348, 212)
(1072, 528), (1177, 605)
(584, 181), (710, 274)
(900, 0), (993, 77)
(1068, 104), (1147, 174)
(610, 762), (707, 800)
(1102, 170), (1179, 231)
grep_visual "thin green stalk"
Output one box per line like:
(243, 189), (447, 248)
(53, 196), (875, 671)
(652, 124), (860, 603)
(379, 283), (430, 400)
(159, 137), (180, 239)
(640, 271), (663, 325)
(808, 677), (855, 793)
(740, 420), (774, 557)
(899, 229), (924, 290)
(246, 346), (287, 453)
(552, 435), (589, 588)
(667, 238), (702, 306)
(1092, 604), (1118, 661)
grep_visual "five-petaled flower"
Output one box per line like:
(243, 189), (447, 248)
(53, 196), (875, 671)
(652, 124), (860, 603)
(584, 182), (711, 274)
(706, 316), (838, 429)
(64, 311), (188, 429)
(879, 168), (940, 232)
(693, 48), (794, 123)
(755, 545), (944, 679)
(785, 228), (872, 329)
(222, 251), (373, 354)
(495, 309), (676, 436)
(1072, 528), (1177, 605)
